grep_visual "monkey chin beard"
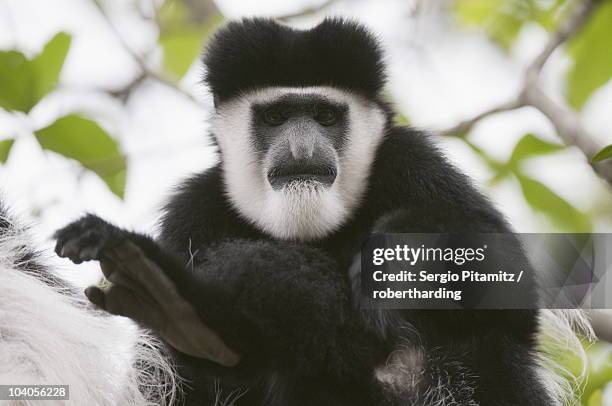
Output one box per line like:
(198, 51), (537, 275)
(262, 179), (348, 241)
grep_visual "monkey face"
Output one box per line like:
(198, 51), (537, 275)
(251, 93), (348, 191)
(212, 87), (386, 241)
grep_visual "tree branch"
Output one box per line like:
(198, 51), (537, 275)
(94, 0), (339, 104)
(444, 0), (612, 187)
(181, 0), (219, 24)
(443, 99), (526, 137)
(524, 0), (596, 84)
(92, 0), (200, 104)
(522, 85), (612, 185)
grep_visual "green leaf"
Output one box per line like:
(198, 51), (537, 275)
(453, 0), (567, 50)
(460, 138), (511, 185)
(35, 114), (126, 198)
(0, 32), (71, 113)
(393, 113), (410, 126)
(30, 32), (72, 103)
(581, 342), (612, 404)
(454, 0), (500, 25)
(158, 1), (223, 79)
(0, 139), (15, 163)
(591, 144), (612, 163)
(531, 0), (566, 31)
(0, 51), (35, 111)
(586, 390), (603, 406)
(566, 1), (612, 110)
(461, 138), (506, 169)
(516, 174), (591, 232)
(508, 133), (565, 165)
(454, 0), (522, 49)
(160, 30), (206, 78)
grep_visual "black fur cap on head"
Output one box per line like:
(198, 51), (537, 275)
(203, 17), (386, 105)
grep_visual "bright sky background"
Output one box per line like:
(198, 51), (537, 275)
(0, 0), (611, 284)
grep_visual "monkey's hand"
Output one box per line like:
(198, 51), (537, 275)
(54, 215), (240, 367)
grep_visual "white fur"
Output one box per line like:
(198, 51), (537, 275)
(0, 217), (179, 405)
(536, 309), (594, 406)
(212, 86), (387, 241)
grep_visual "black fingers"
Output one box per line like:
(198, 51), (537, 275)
(90, 242), (241, 366)
(85, 284), (169, 337)
(54, 214), (124, 264)
(84, 286), (107, 309)
(100, 258), (140, 291)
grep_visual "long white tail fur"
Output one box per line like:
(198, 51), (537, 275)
(0, 207), (180, 406)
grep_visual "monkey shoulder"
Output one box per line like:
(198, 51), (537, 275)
(369, 126), (470, 202)
(359, 125), (510, 233)
(159, 165), (262, 252)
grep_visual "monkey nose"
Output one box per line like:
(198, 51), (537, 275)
(288, 135), (316, 160)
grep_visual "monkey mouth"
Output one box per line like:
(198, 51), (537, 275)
(267, 163), (337, 189)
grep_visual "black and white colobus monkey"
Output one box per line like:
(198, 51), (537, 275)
(54, 18), (558, 405)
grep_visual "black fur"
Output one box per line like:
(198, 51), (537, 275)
(0, 201), (12, 233)
(204, 18), (386, 104)
(154, 129), (547, 405)
(54, 18), (554, 406)
(54, 130), (550, 405)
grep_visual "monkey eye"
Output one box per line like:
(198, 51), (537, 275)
(263, 109), (285, 126)
(314, 108), (338, 126)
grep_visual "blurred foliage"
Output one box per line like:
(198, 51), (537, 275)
(592, 145), (612, 163)
(454, 2), (612, 401)
(453, 0), (566, 49)
(454, 0), (612, 109)
(582, 342), (612, 404)
(0, 31), (126, 198)
(517, 173), (591, 231)
(466, 133), (592, 232)
(508, 133), (565, 162)
(453, 0), (612, 237)
(566, 0), (612, 110)
(158, 0), (223, 79)
(0, 0), (608, 215)
(559, 340), (612, 404)
(0, 32), (70, 112)
(0, 139), (14, 164)
(35, 114), (127, 198)
(0, 0), (225, 199)
(451, 0), (612, 184)
(393, 113), (411, 127)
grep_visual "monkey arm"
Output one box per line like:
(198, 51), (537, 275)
(87, 241), (240, 367)
(53, 214), (239, 367)
(54, 214), (383, 379)
(164, 239), (383, 379)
